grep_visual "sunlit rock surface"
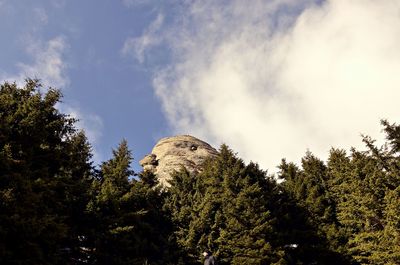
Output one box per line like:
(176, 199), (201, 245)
(139, 135), (218, 187)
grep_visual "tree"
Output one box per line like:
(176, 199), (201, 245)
(278, 156), (351, 265)
(342, 121), (400, 265)
(166, 144), (316, 264)
(164, 167), (203, 264)
(88, 140), (136, 264)
(0, 80), (94, 264)
(89, 140), (175, 265)
(283, 120), (400, 264)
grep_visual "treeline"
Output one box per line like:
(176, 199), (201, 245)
(0, 80), (399, 265)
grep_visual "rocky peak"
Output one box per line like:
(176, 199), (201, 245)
(139, 135), (218, 187)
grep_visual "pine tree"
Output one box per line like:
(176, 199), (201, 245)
(89, 140), (175, 265)
(214, 146), (281, 264)
(167, 145), (298, 264)
(128, 170), (178, 265)
(316, 120), (400, 264)
(88, 140), (136, 264)
(343, 121), (400, 264)
(0, 80), (94, 264)
(278, 156), (351, 265)
(165, 167), (203, 264)
(280, 153), (339, 241)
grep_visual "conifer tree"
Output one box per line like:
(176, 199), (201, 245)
(2, 79), (399, 264)
(342, 121), (400, 264)
(89, 140), (174, 265)
(129, 170), (178, 265)
(213, 146), (281, 264)
(283, 120), (400, 264)
(167, 145), (333, 264)
(278, 157), (351, 264)
(0, 80), (93, 264)
(165, 167), (203, 264)
(280, 153), (339, 239)
(88, 140), (136, 264)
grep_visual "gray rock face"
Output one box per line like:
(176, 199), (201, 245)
(139, 135), (218, 187)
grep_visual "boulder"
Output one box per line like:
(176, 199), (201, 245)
(139, 135), (218, 186)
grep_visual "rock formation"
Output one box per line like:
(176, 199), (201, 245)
(139, 135), (218, 187)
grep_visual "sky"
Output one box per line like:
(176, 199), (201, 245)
(1, 0), (400, 174)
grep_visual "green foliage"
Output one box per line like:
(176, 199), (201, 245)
(0, 80), (93, 264)
(166, 145), (280, 264)
(280, 120), (400, 265)
(1, 79), (399, 265)
(166, 144), (340, 264)
(88, 141), (175, 265)
(343, 121), (400, 265)
(278, 157), (351, 265)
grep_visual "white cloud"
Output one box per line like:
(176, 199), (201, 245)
(21, 36), (69, 88)
(122, 13), (164, 63)
(143, 0), (400, 172)
(1, 36), (69, 89)
(33, 7), (48, 25)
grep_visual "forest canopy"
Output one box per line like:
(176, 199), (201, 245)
(0, 80), (399, 265)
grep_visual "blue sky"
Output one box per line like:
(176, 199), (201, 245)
(1, 0), (400, 174)
(0, 0), (171, 172)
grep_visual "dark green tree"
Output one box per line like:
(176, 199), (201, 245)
(166, 144), (321, 265)
(89, 140), (175, 265)
(281, 120), (400, 264)
(0, 80), (94, 264)
(278, 156), (351, 265)
(88, 140), (136, 264)
(164, 167), (203, 264)
(128, 170), (178, 265)
(168, 145), (279, 264)
(342, 121), (400, 264)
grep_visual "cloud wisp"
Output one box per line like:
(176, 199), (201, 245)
(0, 33), (104, 163)
(1, 36), (69, 89)
(0, 6), (104, 163)
(122, 13), (164, 63)
(131, 0), (400, 171)
(20, 36), (69, 88)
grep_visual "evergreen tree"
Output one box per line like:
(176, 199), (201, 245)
(89, 140), (174, 265)
(283, 120), (400, 264)
(165, 167), (203, 264)
(128, 170), (178, 265)
(1, 79), (399, 264)
(168, 146), (276, 264)
(0, 80), (93, 264)
(342, 121), (400, 264)
(280, 154), (337, 236)
(212, 146), (281, 264)
(166, 144), (328, 264)
(88, 140), (136, 264)
(278, 157), (351, 264)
